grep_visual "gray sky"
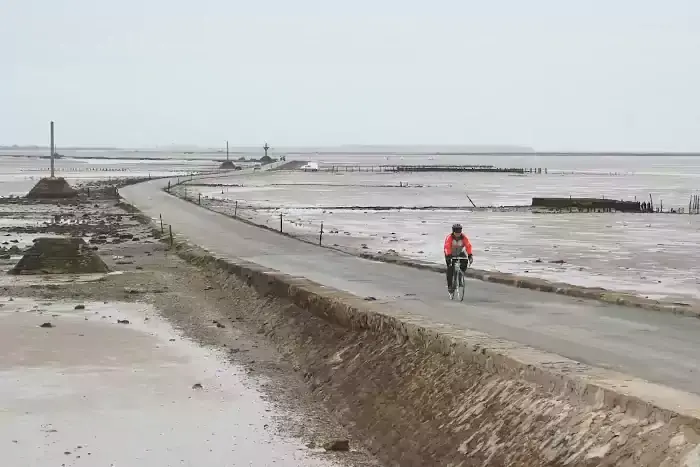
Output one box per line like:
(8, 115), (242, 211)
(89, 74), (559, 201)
(2, 0), (699, 151)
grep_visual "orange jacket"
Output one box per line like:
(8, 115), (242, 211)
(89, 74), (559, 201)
(444, 233), (473, 256)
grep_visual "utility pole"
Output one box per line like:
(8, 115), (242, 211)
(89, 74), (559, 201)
(50, 121), (55, 178)
(263, 142), (269, 159)
(226, 140), (229, 161)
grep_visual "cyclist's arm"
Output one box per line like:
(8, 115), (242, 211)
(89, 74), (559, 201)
(443, 235), (452, 256)
(463, 235), (473, 255)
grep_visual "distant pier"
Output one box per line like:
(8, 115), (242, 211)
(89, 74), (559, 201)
(320, 164), (546, 174)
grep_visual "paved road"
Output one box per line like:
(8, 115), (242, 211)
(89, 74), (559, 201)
(122, 179), (700, 395)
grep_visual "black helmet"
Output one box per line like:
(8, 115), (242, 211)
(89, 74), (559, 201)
(452, 223), (462, 233)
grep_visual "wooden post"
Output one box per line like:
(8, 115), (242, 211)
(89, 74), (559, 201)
(234, 201), (238, 218)
(198, 193), (201, 205)
(279, 213), (283, 232)
(319, 222), (324, 246)
(167, 181), (171, 192)
(169, 225), (173, 247)
(50, 121), (55, 178)
(649, 194), (653, 212)
(160, 214), (164, 233)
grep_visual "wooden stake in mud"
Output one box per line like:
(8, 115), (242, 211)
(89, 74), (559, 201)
(167, 181), (171, 192)
(466, 194), (477, 208)
(319, 222), (324, 246)
(160, 214), (164, 233)
(234, 201), (238, 218)
(198, 193), (201, 205)
(279, 213), (283, 233)
(169, 225), (173, 247)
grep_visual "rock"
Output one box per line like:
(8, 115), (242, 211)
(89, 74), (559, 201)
(192, 383), (203, 390)
(213, 320), (226, 328)
(534, 259), (543, 263)
(550, 259), (566, 264)
(360, 244), (368, 249)
(323, 439), (350, 452)
(117, 319), (130, 324)
(40, 322), (54, 328)
(364, 296), (377, 301)
(74, 304), (85, 310)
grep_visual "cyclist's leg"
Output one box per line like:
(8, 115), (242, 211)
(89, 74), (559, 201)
(445, 255), (454, 290)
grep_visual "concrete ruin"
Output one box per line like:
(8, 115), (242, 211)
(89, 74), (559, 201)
(9, 237), (109, 275)
(26, 177), (78, 200)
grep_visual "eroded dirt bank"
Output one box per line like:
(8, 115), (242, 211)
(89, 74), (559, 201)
(168, 243), (700, 467)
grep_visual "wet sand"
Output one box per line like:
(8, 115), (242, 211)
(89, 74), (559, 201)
(0, 300), (342, 467)
(0, 191), (378, 467)
(181, 168), (700, 303)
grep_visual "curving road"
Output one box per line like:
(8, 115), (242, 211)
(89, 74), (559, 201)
(122, 178), (700, 395)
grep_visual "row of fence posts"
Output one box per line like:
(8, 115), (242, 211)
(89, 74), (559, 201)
(157, 213), (174, 247)
(168, 172), (333, 248)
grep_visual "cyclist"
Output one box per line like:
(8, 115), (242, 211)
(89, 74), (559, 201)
(443, 223), (473, 293)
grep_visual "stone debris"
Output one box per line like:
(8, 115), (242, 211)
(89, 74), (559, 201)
(39, 322), (54, 328)
(116, 319), (130, 324)
(323, 439), (350, 452)
(74, 304), (85, 310)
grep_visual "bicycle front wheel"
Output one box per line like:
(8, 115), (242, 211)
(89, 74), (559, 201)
(458, 271), (466, 302)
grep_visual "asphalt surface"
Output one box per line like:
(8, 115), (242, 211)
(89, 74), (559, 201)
(122, 178), (700, 395)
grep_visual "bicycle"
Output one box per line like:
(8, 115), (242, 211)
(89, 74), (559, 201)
(449, 257), (470, 301)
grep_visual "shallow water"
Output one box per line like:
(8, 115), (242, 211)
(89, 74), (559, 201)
(0, 153), (219, 197)
(186, 156), (700, 302)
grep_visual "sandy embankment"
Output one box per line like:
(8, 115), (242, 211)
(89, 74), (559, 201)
(0, 187), (378, 467)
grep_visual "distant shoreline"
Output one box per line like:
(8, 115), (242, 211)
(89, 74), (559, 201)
(2, 149), (700, 158)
